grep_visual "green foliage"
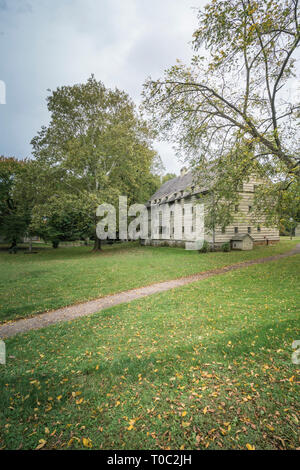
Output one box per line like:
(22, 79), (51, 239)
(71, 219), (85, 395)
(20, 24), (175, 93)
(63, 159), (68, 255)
(30, 194), (96, 248)
(199, 240), (210, 253)
(1, 211), (29, 245)
(150, 153), (166, 178)
(143, 0), (300, 227)
(254, 178), (300, 228)
(30, 76), (158, 247)
(0, 156), (31, 246)
(221, 242), (231, 252)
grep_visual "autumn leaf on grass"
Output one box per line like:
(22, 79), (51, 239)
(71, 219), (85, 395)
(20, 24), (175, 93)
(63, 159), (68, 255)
(181, 421), (191, 428)
(127, 418), (137, 430)
(35, 439), (46, 450)
(82, 437), (92, 448)
(246, 443), (255, 450)
(265, 424), (275, 431)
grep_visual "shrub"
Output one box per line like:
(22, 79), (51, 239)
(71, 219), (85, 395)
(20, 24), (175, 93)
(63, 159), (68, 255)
(221, 242), (231, 252)
(199, 240), (210, 253)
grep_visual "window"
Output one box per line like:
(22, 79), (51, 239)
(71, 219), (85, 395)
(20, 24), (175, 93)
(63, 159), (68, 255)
(221, 227), (226, 234)
(235, 205), (239, 212)
(248, 205), (252, 212)
(248, 227), (251, 234)
(182, 226), (185, 233)
(170, 211), (174, 217)
(158, 212), (163, 236)
(191, 206), (194, 213)
(234, 227), (238, 234)
(182, 208), (185, 216)
(257, 225), (261, 232)
(191, 225), (195, 232)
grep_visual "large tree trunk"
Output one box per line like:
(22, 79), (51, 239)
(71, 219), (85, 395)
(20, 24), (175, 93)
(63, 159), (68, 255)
(92, 237), (102, 251)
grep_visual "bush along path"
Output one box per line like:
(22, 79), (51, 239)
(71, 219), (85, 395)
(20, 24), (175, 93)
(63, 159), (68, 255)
(1, 244), (299, 339)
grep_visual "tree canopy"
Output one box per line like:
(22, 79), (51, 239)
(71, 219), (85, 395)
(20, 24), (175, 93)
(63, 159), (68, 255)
(143, 0), (300, 226)
(30, 75), (159, 249)
(0, 156), (30, 248)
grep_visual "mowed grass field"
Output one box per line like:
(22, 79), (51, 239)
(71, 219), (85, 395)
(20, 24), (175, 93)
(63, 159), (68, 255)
(0, 255), (299, 450)
(0, 238), (299, 323)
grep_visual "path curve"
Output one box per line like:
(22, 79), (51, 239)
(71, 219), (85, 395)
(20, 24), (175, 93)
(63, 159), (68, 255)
(1, 244), (299, 339)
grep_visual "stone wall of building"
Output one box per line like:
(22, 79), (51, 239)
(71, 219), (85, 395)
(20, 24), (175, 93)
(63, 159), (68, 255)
(142, 175), (280, 249)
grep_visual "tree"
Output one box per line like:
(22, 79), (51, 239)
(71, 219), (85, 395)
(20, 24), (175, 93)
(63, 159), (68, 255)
(31, 76), (157, 250)
(30, 193), (96, 248)
(254, 177), (300, 234)
(143, 0), (300, 227)
(150, 153), (166, 177)
(0, 157), (30, 250)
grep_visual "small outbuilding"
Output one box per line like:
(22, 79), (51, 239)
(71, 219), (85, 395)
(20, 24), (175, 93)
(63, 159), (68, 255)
(230, 233), (254, 251)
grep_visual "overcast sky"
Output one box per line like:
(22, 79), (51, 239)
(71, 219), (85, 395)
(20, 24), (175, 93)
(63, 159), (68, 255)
(0, 0), (208, 174)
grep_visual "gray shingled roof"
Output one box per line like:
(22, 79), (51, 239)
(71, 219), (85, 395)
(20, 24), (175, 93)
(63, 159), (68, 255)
(150, 171), (211, 201)
(150, 172), (194, 200)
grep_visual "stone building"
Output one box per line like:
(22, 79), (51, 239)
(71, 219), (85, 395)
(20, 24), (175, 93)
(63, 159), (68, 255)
(141, 168), (279, 250)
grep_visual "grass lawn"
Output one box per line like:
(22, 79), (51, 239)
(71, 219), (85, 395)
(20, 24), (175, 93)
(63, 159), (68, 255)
(0, 237), (299, 323)
(0, 255), (299, 450)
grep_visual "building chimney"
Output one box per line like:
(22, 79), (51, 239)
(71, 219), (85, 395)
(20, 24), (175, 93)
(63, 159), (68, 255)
(180, 167), (187, 177)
